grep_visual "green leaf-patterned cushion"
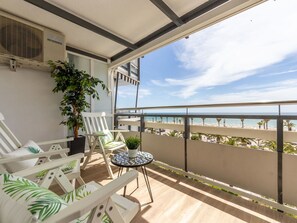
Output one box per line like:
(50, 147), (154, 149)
(61, 182), (111, 223)
(2, 140), (44, 173)
(0, 173), (68, 222)
(104, 141), (126, 150)
(97, 130), (114, 145)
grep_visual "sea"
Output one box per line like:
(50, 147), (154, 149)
(142, 113), (297, 130)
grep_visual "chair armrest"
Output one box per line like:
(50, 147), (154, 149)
(43, 170), (138, 223)
(86, 133), (107, 137)
(14, 153), (84, 177)
(0, 148), (70, 165)
(36, 137), (74, 146)
(110, 129), (129, 133)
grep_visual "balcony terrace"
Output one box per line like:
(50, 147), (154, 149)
(1, 1), (295, 222)
(79, 154), (297, 223)
(104, 100), (297, 222)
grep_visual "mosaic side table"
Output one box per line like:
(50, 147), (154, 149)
(111, 151), (154, 202)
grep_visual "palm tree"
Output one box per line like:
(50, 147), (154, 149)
(264, 119), (270, 130)
(257, 120), (264, 129)
(240, 118), (245, 128)
(216, 118), (222, 127)
(202, 118), (205, 126)
(284, 120), (295, 131)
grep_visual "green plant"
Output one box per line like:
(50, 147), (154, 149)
(48, 60), (107, 138)
(125, 136), (141, 150)
(191, 133), (202, 140)
(166, 130), (182, 137)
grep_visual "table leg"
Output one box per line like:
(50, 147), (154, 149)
(141, 166), (153, 202)
(117, 167), (123, 178)
(136, 167), (139, 188)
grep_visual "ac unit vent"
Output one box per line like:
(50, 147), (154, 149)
(0, 15), (43, 62)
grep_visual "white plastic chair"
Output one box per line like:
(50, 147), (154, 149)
(82, 112), (128, 179)
(0, 154), (139, 223)
(0, 112), (84, 186)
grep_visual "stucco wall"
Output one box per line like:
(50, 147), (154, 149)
(0, 64), (65, 144)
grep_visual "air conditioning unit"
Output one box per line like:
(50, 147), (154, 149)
(0, 11), (66, 70)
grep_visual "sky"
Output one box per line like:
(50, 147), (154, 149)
(117, 0), (297, 112)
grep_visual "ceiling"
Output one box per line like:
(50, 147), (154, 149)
(0, 0), (265, 68)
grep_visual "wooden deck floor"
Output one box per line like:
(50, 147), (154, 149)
(80, 154), (297, 223)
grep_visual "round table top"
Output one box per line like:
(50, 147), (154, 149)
(111, 151), (154, 168)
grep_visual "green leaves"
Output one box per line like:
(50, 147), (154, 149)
(48, 60), (108, 138)
(29, 197), (66, 221)
(125, 136), (141, 150)
(1, 174), (67, 221)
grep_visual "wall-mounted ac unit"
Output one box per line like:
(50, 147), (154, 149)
(0, 11), (65, 70)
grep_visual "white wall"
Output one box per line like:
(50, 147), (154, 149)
(0, 64), (65, 144)
(92, 60), (112, 114)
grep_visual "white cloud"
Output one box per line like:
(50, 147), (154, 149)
(190, 78), (297, 104)
(151, 79), (169, 87)
(259, 69), (297, 77)
(164, 0), (297, 98)
(236, 79), (297, 91)
(118, 87), (151, 98)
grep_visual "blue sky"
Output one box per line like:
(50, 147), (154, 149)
(117, 0), (297, 111)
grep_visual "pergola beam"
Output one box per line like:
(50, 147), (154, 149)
(149, 0), (184, 27)
(111, 0), (229, 62)
(24, 0), (137, 50)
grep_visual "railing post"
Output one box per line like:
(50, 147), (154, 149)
(184, 109), (190, 172)
(140, 115), (145, 151)
(277, 115), (283, 207)
(114, 114), (118, 129)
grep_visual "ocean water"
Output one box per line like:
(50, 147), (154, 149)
(144, 116), (297, 130)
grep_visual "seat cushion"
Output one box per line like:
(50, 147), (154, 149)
(2, 140), (44, 173)
(0, 173), (67, 222)
(0, 174), (112, 223)
(97, 130), (114, 145)
(104, 141), (126, 150)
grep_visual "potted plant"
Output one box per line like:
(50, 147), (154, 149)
(125, 136), (141, 158)
(48, 60), (107, 155)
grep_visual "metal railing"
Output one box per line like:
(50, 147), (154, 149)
(114, 100), (297, 213)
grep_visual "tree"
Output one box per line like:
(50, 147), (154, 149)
(216, 118), (222, 127)
(257, 120), (264, 129)
(49, 60), (107, 138)
(202, 118), (206, 126)
(284, 120), (295, 131)
(263, 119), (270, 130)
(240, 118), (245, 128)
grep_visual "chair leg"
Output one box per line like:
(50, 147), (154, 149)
(81, 138), (97, 170)
(71, 179), (76, 188)
(102, 153), (114, 179)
